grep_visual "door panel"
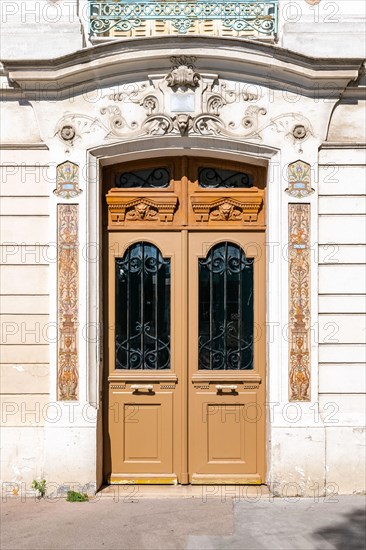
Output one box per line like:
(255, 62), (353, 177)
(109, 390), (175, 483)
(108, 232), (183, 484)
(188, 232), (266, 484)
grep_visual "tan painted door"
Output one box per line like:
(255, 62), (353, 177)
(105, 157), (266, 484)
(107, 232), (185, 484)
(188, 232), (266, 484)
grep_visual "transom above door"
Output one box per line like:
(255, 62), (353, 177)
(105, 157), (266, 230)
(104, 157), (266, 485)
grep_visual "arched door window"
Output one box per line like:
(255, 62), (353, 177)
(115, 242), (171, 370)
(198, 242), (254, 370)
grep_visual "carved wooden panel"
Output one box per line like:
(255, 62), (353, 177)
(288, 204), (311, 402)
(190, 193), (263, 224)
(57, 204), (79, 401)
(107, 192), (178, 228)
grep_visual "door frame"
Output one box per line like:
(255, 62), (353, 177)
(101, 151), (270, 485)
(84, 137), (281, 490)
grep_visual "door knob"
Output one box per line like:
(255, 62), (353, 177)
(215, 384), (238, 392)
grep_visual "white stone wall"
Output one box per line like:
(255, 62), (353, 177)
(279, 0), (366, 57)
(318, 144), (366, 495)
(0, 0), (83, 59)
(0, 4), (365, 495)
(1, 0), (365, 60)
(0, 149), (51, 487)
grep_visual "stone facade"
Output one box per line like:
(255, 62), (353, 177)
(0, 0), (365, 496)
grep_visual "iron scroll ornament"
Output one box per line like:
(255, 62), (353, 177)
(116, 167), (170, 188)
(198, 167), (254, 188)
(198, 242), (254, 370)
(115, 242), (171, 370)
(88, 1), (278, 36)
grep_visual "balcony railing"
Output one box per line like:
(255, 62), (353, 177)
(89, 1), (278, 39)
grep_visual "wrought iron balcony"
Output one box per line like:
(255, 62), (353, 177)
(88, 1), (278, 39)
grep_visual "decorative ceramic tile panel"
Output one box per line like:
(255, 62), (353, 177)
(288, 204), (311, 401)
(285, 160), (314, 199)
(54, 161), (82, 199)
(57, 205), (79, 400)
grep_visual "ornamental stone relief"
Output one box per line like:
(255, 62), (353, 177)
(166, 56), (201, 89)
(288, 204), (311, 402)
(55, 56), (314, 149)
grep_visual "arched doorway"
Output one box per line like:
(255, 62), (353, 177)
(103, 156), (266, 484)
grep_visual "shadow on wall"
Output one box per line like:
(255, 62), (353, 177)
(313, 507), (366, 550)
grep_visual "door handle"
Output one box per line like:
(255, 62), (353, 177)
(131, 384), (154, 392)
(216, 384), (238, 392)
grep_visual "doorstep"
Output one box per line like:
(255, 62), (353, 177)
(97, 484), (270, 499)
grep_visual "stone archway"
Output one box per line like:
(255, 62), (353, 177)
(85, 137), (280, 488)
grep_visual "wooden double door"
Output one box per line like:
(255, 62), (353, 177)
(105, 158), (266, 485)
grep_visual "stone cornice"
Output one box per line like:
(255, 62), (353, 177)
(320, 142), (366, 150)
(1, 36), (363, 100)
(0, 142), (49, 150)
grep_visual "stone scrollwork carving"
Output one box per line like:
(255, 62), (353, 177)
(56, 107), (138, 144)
(269, 113), (313, 152)
(228, 105), (268, 139)
(100, 105), (138, 137)
(60, 125), (76, 142)
(166, 58), (200, 90)
(242, 106), (268, 131)
(170, 55), (197, 69)
(55, 59), (315, 147)
(141, 95), (158, 116)
(56, 113), (100, 144)
(175, 114), (193, 136)
(143, 114), (175, 135)
(143, 113), (226, 137)
(207, 94), (226, 116)
(292, 125), (307, 140)
(192, 114), (226, 136)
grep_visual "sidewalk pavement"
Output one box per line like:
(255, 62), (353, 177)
(1, 490), (365, 550)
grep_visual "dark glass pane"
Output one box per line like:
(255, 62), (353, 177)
(198, 242), (254, 370)
(115, 168), (170, 188)
(198, 167), (253, 188)
(115, 242), (170, 370)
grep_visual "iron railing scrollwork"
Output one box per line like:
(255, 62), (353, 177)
(89, 1), (278, 37)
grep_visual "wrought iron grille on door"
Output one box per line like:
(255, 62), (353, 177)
(115, 242), (171, 370)
(198, 242), (254, 370)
